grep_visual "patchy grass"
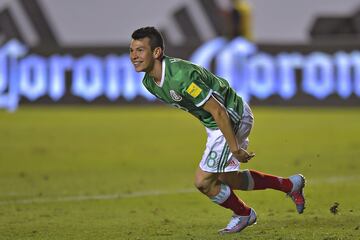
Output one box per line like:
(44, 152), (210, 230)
(0, 106), (359, 239)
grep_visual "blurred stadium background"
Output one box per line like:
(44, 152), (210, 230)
(0, 0), (360, 239)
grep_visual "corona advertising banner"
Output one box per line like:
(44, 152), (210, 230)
(0, 0), (359, 111)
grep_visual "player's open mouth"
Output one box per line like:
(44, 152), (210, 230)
(133, 61), (142, 67)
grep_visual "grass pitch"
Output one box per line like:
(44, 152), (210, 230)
(0, 106), (359, 240)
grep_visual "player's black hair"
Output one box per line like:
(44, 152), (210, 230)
(132, 26), (165, 52)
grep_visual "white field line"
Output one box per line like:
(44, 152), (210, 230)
(310, 175), (360, 184)
(0, 175), (359, 206)
(0, 189), (197, 206)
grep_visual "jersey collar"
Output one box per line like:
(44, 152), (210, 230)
(155, 58), (166, 87)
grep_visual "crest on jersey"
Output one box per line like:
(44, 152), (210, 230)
(170, 90), (182, 102)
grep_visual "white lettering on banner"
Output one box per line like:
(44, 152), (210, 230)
(49, 55), (73, 101)
(303, 53), (334, 99)
(215, 37), (256, 101)
(248, 53), (276, 99)
(0, 38), (360, 111)
(276, 53), (303, 99)
(72, 55), (103, 101)
(0, 40), (27, 111)
(0, 40), (155, 111)
(191, 37), (360, 102)
(19, 55), (47, 101)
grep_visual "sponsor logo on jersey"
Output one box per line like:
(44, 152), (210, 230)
(169, 90), (182, 101)
(226, 159), (238, 168)
(186, 82), (202, 98)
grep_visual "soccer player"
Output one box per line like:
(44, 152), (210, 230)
(129, 27), (305, 234)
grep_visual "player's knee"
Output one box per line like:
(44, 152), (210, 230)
(194, 178), (212, 195)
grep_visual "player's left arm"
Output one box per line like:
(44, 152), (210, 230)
(180, 69), (254, 162)
(202, 97), (255, 163)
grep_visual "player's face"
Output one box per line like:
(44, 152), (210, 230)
(130, 37), (155, 72)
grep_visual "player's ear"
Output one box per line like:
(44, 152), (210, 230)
(153, 47), (162, 59)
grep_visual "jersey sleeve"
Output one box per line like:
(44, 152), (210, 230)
(180, 71), (213, 107)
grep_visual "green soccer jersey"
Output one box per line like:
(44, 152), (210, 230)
(142, 56), (244, 129)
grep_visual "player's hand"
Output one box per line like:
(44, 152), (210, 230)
(231, 148), (255, 163)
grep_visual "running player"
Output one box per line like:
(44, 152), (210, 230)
(129, 26), (305, 235)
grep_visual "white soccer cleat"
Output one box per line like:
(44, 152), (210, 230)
(288, 174), (306, 214)
(218, 208), (257, 234)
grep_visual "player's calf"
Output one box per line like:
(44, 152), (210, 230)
(222, 169), (293, 192)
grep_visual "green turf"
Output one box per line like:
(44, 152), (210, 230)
(0, 106), (359, 240)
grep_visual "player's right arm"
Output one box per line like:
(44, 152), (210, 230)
(202, 96), (255, 163)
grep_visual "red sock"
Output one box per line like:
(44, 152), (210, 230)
(249, 170), (292, 193)
(220, 190), (251, 216)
